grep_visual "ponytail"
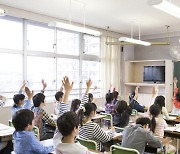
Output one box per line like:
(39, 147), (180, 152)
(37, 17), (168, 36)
(149, 104), (161, 133)
(13, 103), (18, 108)
(151, 116), (156, 133)
(77, 108), (84, 126)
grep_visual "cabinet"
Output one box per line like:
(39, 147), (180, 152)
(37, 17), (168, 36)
(124, 60), (173, 111)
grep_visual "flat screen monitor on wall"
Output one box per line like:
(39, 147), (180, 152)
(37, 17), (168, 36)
(143, 66), (165, 82)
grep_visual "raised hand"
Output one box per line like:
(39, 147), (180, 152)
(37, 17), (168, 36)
(42, 79), (47, 91)
(85, 79), (92, 94)
(20, 80), (27, 91)
(62, 76), (74, 92)
(25, 87), (34, 100)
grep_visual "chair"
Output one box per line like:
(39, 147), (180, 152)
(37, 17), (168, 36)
(77, 137), (97, 150)
(9, 120), (14, 127)
(110, 145), (140, 154)
(100, 112), (113, 127)
(32, 126), (40, 140)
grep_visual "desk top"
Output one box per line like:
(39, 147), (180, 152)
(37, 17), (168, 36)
(0, 123), (14, 137)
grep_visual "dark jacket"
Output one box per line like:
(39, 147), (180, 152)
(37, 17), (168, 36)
(129, 99), (145, 113)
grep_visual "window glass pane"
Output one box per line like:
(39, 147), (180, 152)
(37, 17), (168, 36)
(57, 31), (79, 55)
(57, 58), (79, 99)
(83, 35), (100, 56)
(27, 23), (54, 52)
(82, 61), (101, 97)
(0, 17), (23, 50)
(0, 53), (23, 105)
(27, 56), (56, 97)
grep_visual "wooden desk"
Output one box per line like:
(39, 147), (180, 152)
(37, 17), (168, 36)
(0, 123), (14, 142)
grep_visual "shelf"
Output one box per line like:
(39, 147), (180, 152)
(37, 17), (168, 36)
(125, 82), (165, 87)
(126, 60), (166, 63)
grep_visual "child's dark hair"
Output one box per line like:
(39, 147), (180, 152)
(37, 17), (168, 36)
(77, 103), (97, 126)
(136, 117), (151, 127)
(33, 93), (45, 107)
(106, 92), (114, 104)
(55, 91), (64, 101)
(176, 92), (180, 102)
(13, 94), (25, 108)
(12, 109), (34, 131)
(115, 100), (128, 114)
(129, 91), (135, 101)
(57, 111), (79, 137)
(149, 104), (161, 133)
(154, 95), (165, 111)
(70, 99), (81, 112)
(112, 91), (119, 99)
(88, 93), (93, 103)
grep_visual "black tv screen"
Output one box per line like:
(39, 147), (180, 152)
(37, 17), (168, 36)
(143, 66), (165, 82)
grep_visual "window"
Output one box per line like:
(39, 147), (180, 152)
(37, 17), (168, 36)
(0, 17), (101, 105)
(27, 56), (56, 100)
(83, 35), (100, 56)
(57, 58), (79, 99)
(57, 30), (79, 55)
(27, 23), (54, 52)
(0, 16), (23, 50)
(82, 61), (101, 98)
(0, 53), (23, 105)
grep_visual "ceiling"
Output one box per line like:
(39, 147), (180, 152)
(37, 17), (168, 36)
(0, 0), (180, 36)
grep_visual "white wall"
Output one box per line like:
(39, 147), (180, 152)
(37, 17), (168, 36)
(134, 36), (179, 60)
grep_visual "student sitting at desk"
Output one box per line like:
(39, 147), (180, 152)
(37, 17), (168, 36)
(54, 76), (74, 116)
(53, 111), (90, 154)
(122, 117), (162, 154)
(172, 77), (180, 114)
(78, 103), (114, 152)
(12, 109), (53, 154)
(105, 92), (115, 116)
(149, 104), (176, 153)
(31, 93), (56, 140)
(11, 81), (33, 117)
(129, 86), (145, 113)
(113, 100), (132, 128)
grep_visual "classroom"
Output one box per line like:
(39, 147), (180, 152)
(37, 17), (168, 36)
(0, 0), (180, 154)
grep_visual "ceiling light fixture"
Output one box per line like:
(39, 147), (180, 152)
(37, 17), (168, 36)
(118, 37), (151, 46)
(118, 22), (151, 46)
(0, 8), (6, 16)
(48, 0), (101, 36)
(148, 0), (180, 18)
(48, 21), (101, 36)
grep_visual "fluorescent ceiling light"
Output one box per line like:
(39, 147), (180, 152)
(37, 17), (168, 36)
(0, 8), (6, 16)
(148, 0), (180, 18)
(48, 21), (101, 36)
(118, 37), (151, 46)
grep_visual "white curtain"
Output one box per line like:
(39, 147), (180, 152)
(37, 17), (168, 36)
(101, 36), (121, 97)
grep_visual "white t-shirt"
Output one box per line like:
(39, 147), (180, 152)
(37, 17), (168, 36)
(53, 132), (90, 154)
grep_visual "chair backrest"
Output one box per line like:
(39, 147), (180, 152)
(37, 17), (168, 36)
(100, 112), (113, 127)
(9, 120), (14, 127)
(33, 126), (40, 140)
(77, 137), (97, 150)
(110, 145), (140, 154)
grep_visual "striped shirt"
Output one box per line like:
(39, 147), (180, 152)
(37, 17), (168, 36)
(81, 94), (89, 107)
(79, 121), (113, 151)
(54, 101), (69, 116)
